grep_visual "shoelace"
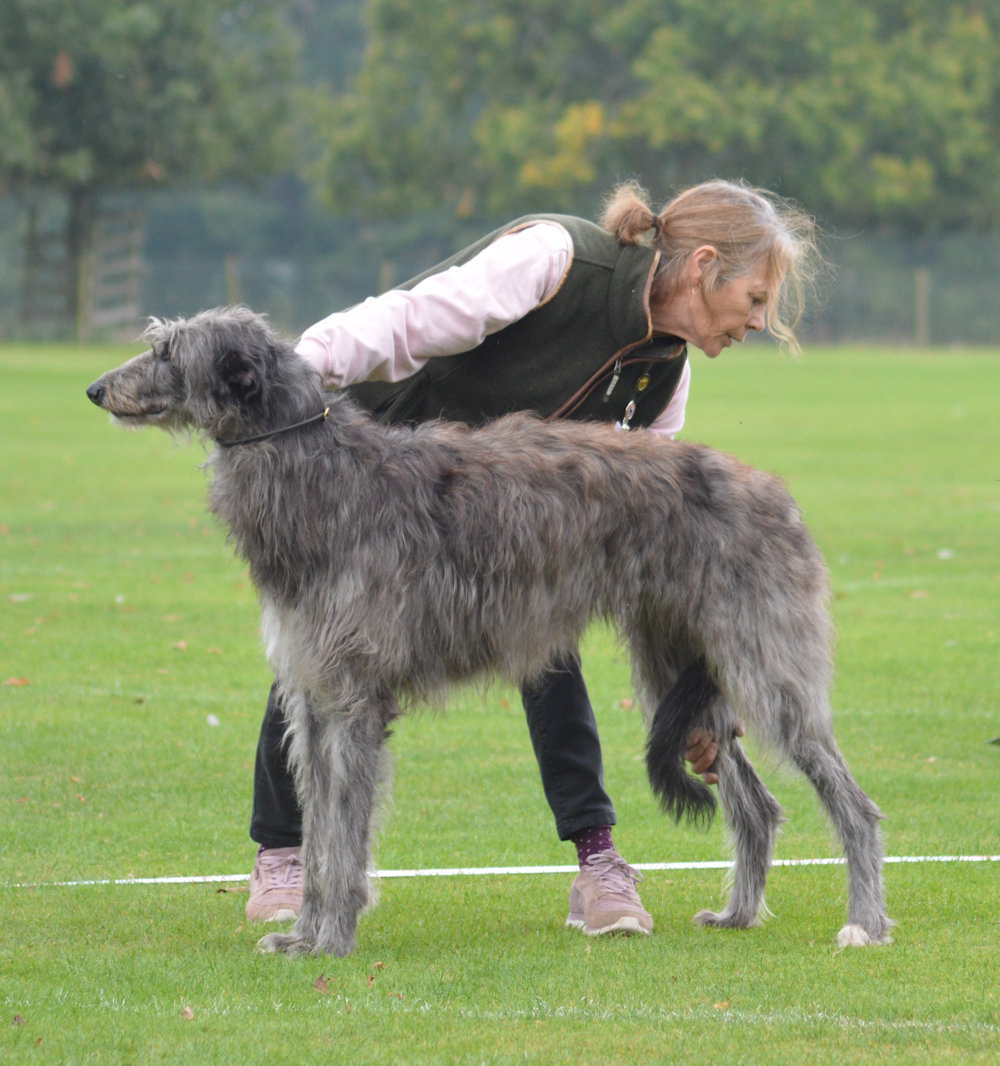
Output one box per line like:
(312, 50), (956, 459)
(585, 850), (644, 897)
(258, 851), (303, 890)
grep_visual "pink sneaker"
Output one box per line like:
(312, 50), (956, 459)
(566, 849), (653, 936)
(246, 846), (303, 922)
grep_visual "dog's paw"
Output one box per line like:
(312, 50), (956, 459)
(692, 908), (758, 930)
(836, 923), (893, 948)
(256, 932), (315, 957)
(256, 930), (358, 957)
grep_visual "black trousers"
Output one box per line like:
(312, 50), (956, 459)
(249, 655), (616, 848)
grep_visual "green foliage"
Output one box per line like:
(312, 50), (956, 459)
(2, 340), (999, 1061)
(312, 0), (1000, 234)
(307, 0), (640, 219)
(0, 0), (300, 194)
(618, 0), (1000, 233)
(0, 0), (308, 329)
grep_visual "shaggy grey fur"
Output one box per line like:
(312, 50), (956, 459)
(86, 306), (893, 956)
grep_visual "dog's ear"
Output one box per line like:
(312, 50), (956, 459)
(218, 349), (262, 402)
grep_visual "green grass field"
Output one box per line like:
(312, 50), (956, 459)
(2, 341), (998, 1064)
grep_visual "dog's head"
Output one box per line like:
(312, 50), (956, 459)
(86, 306), (316, 442)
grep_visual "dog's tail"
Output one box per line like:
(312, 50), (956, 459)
(645, 659), (719, 827)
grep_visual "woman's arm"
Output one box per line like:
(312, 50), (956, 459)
(294, 223), (572, 388)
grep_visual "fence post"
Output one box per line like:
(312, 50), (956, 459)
(225, 256), (242, 305)
(76, 246), (94, 343)
(914, 267), (931, 346)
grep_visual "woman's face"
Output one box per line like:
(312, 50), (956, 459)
(694, 270), (771, 358)
(652, 248), (777, 359)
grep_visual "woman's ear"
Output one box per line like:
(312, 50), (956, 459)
(689, 245), (720, 288)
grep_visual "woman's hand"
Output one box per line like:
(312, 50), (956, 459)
(684, 723), (746, 784)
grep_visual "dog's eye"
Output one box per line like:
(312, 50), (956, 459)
(153, 342), (170, 362)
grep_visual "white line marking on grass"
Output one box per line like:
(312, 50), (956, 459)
(8, 853), (999, 889)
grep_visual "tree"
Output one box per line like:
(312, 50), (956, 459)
(306, 0), (634, 220)
(0, 0), (301, 328)
(308, 0), (1000, 235)
(615, 0), (1000, 234)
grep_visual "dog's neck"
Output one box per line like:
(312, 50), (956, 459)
(216, 407), (330, 449)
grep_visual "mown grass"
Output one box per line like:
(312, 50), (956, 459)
(2, 341), (998, 1063)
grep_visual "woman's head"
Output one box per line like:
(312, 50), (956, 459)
(601, 179), (819, 355)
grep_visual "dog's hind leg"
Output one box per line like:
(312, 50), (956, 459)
(642, 660), (782, 929)
(786, 733), (893, 946)
(257, 691), (394, 957)
(693, 739), (783, 930)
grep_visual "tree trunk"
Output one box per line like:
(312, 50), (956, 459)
(66, 186), (98, 339)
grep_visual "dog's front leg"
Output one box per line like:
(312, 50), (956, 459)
(257, 694), (392, 957)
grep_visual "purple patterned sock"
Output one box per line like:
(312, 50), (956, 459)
(572, 825), (616, 867)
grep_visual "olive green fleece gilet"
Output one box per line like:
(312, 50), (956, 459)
(345, 214), (688, 429)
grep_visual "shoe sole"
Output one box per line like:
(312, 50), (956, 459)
(246, 905), (299, 923)
(566, 915), (652, 936)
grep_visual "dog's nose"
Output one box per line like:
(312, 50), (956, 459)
(86, 382), (105, 406)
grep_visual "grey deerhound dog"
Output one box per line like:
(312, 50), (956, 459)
(87, 307), (892, 957)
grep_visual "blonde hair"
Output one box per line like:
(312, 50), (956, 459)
(601, 179), (819, 353)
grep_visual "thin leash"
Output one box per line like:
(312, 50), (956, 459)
(216, 407), (329, 448)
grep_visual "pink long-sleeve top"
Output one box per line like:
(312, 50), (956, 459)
(294, 222), (691, 438)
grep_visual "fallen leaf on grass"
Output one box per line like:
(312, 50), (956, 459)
(4, 678), (30, 687)
(12, 1015), (25, 1026)
(314, 975), (335, 994)
(180, 1006), (195, 1020)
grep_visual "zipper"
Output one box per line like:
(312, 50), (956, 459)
(603, 358), (623, 400)
(548, 344), (683, 422)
